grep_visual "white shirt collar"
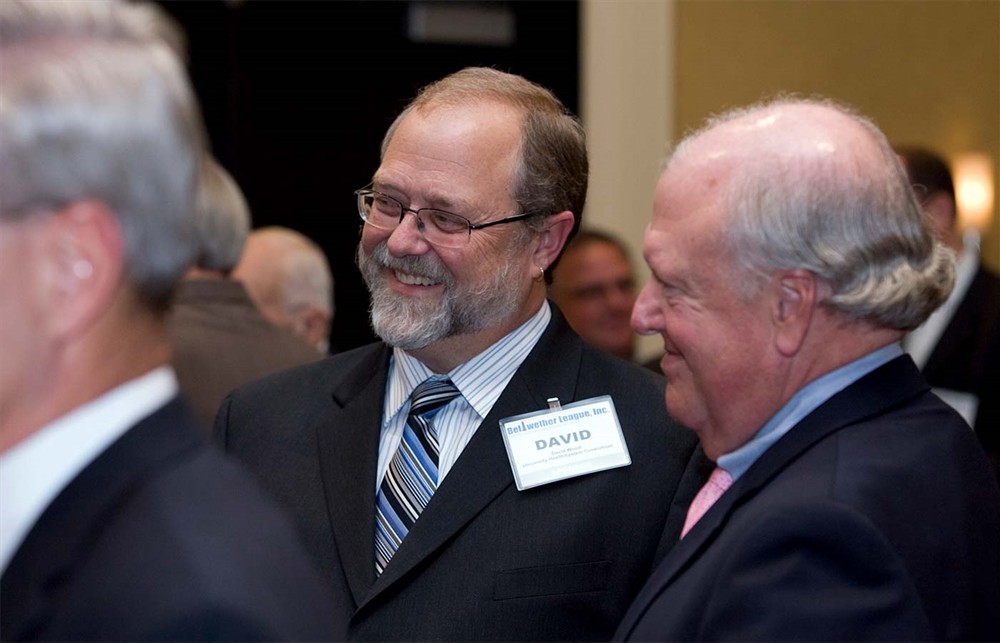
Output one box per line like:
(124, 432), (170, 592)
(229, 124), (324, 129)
(385, 302), (552, 424)
(0, 366), (178, 573)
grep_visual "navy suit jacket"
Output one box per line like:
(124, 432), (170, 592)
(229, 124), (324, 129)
(614, 356), (1000, 642)
(215, 308), (704, 641)
(1, 397), (345, 642)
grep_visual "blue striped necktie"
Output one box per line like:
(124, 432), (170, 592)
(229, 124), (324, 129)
(375, 377), (461, 575)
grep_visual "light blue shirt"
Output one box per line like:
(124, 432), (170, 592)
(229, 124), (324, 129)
(718, 343), (904, 481)
(376, 301), (552, 490)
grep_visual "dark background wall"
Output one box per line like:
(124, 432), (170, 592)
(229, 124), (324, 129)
(158, 0), (580, 352)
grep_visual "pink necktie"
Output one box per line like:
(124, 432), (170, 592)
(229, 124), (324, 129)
(681, 467), (733, 539)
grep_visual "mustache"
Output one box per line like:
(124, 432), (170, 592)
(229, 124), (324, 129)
(359, 241), (454, 287)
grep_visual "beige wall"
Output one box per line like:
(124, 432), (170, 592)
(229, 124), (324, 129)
(581, 0), (676, 361)
(582, 0), (999, 360)
(675, 0), (999, 270)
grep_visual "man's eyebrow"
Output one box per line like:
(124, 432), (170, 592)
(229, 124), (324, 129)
(421, 189), (475, 214)
(373, 179), (473, 214)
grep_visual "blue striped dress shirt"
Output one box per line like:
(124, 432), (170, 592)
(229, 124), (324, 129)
(375, 301), (552, 490)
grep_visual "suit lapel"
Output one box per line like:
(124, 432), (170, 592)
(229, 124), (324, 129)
(315, 343), (391, 607)
(616, 355), (930, 639)
(361, 310), (585, 607)
(0, 399), (202, 641)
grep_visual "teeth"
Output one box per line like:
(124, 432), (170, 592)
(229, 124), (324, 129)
(395, 271), (438, 286)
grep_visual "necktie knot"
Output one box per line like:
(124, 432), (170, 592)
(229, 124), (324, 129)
(409, 377), (460, 422)
(407, 378), (460, 453)
(680, 466), (732, 539)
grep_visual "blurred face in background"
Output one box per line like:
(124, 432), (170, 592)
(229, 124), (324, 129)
(551, 239), (637, 360)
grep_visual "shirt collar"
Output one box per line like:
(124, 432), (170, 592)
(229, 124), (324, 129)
(385, 302), (551, 424)
(718, 343), (903, 481)
(0, 366), (177, 573)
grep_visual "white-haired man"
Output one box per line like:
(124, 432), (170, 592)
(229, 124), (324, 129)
(616, 98), (1000, 641)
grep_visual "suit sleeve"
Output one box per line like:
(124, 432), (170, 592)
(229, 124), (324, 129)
(698, 502), (933, 641)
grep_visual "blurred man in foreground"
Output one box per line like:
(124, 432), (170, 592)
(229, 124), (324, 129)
(216, 67), (701, 641)
(617, 98), (1000, 641)
(0, 1), (343, 639)
(549, 229), (638, 361)
(233, 226), (334, 354)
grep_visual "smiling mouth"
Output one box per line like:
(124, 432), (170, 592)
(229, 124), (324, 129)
(394, 270), (440, 287)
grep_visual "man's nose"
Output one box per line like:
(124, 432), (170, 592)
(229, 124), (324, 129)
(631, 281), (661, 335)
(386, 212), (432, 256)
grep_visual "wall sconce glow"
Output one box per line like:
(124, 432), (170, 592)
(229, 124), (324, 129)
(953, 153), (994, 232)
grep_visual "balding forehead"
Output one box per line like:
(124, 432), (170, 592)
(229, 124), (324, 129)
(682, 102), (876, 168)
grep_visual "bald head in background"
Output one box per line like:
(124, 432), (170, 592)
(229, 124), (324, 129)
(233, 226), (333, 353)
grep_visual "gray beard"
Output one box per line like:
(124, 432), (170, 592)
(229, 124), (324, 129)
(357, 241), (521, 351)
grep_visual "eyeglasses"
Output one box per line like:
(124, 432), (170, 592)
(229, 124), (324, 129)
(355, 184), (541, 249)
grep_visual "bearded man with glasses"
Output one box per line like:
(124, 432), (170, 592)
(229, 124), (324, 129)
(216, 67), (704, 642)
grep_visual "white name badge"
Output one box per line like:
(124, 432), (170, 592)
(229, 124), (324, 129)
(499, 396), (631, 490)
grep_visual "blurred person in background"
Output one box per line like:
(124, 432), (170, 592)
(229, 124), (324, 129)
(233, 225), (334, 354)
(896, 146), (1000, 478)
(168, 160), (323, 429)
(549, 229), (638, 361)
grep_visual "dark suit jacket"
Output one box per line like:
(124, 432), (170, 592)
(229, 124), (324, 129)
(167, 278), (322, 429)
(1, 397), (345, 642)
(614, 356), (1000, 642)
(920, 265), (1000, 472)
(215, 308), (703, 641)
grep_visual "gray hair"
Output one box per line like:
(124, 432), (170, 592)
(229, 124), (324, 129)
(380, 67), (588, 280)
(193, 156), (249, 273)
(0, 0), (206, 308)
(671, 97), (954, 331)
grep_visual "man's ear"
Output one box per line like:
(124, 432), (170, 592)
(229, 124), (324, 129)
(772, 268), (818, 357)
(46, 200), (125, 340)
(532, 210), (575, 271)
(298, 305), (332, 348)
